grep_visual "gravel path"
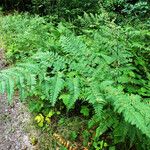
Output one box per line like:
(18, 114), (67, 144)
(0, 49), (40, 150)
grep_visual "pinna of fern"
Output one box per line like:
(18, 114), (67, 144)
(0, 63), (37, 102)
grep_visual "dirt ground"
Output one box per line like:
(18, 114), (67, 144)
(0, 49), (40, 150)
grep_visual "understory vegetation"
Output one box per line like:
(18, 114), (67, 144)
(0, 0), (150, 149)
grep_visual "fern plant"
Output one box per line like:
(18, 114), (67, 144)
(0, 13), (150, 149)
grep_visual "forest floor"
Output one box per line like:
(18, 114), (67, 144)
(0, 49), (40, 150)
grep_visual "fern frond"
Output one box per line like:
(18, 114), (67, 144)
(95, 113), (115, 138)
(50, 72), (64, 106)
(85, 82), (107, 117)
(0, 63), (37, 102)
(67, 77), (80, 109)
(101, 84), (150, 138)
(60, 34), (86, 57)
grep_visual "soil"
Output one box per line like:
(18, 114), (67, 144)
(0, 49), (40, 150)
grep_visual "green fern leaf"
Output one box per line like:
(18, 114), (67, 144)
(60, 34), (86, 56)
(67, 77), (80, 109)
(18, 75), (26, 101)
(6, 77), (14, 103)
(50, 72), (64, 106)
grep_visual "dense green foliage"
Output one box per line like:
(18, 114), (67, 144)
(0, 1), (149, 149)
(1, 0), (149, 20)
(0, 0), (99, 19)
(101, 0), (150, 16)
(0, 13), (54, 62)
